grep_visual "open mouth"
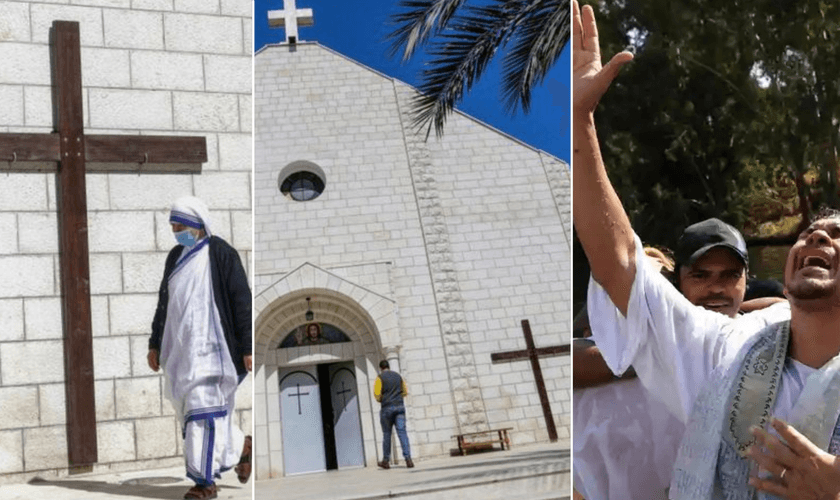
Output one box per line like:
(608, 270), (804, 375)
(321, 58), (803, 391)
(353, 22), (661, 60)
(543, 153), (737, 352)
(800, 255), (832, 271)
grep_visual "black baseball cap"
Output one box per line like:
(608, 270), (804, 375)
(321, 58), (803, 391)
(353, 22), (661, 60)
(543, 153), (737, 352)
(675, 218), (748, 270)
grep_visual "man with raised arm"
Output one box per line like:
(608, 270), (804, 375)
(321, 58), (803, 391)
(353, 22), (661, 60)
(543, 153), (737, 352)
(572, 2), (840, 498)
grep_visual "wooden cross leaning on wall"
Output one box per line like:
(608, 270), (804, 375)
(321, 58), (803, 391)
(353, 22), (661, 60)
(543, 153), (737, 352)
(491, 319), (570, 442)
(0, 21), (207, 467)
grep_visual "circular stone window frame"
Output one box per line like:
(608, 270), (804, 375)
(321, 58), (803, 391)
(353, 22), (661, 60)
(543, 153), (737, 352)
(278, 160), (327, 202)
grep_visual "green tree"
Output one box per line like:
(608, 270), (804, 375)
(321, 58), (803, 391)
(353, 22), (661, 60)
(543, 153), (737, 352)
(573, 0), (840, 307)
(389, 0), (569, 136)
(589, 0), (840, 246)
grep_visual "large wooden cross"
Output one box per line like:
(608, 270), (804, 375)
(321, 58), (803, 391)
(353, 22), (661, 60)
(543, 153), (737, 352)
(490, 319), (570, 442)
(0, 21), (206, 467)
(268, 0), (314, 44)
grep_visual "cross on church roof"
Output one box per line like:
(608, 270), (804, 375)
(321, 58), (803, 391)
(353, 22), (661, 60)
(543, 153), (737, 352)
(268, 0), (314, 44)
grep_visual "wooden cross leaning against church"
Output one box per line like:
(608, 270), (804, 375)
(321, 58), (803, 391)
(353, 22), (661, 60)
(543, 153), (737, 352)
(0, 21), (207, 467)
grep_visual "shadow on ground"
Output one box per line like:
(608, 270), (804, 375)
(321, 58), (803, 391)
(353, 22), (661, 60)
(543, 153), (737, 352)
(27, 476), (247, 499)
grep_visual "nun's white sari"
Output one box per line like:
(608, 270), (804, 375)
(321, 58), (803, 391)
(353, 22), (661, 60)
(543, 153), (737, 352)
(161, 238), (244, 485)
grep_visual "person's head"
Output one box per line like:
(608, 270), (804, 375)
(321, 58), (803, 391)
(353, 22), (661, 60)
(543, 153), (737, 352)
(675, 218), (748, 318)
(379, 360), (390, 371)
(784, 208), (840, 307)
(306, 323), (320, 339)
(169, 196), (212, 247)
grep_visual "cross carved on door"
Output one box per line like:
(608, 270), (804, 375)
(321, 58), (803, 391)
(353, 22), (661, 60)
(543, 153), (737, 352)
(0, 21), (207, 467)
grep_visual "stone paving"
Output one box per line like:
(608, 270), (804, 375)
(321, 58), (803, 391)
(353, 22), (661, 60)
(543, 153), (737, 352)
(0, 443), (568, 500)
(0, 465), (252, 500)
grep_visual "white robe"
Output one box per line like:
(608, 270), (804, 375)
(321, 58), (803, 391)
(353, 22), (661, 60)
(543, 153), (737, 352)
(573, 376), (682, 500)
(161, 238), (244, 485)
(587, 234), (800, 498)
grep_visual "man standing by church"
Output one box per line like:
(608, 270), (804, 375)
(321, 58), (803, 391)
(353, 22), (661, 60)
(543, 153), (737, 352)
(147, 196), (252, 499)
(573, 1), (840, 498)
(374, 360), (414, 469)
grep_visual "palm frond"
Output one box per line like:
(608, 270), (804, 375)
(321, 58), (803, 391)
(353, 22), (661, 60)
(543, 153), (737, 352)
(410, 2), (522, 137)
(500, 0), (569, 113)
(387, 0), (468, 61)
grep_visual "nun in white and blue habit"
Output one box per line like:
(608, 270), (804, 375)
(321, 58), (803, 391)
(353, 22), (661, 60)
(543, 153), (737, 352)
(148, 196), (252, 499)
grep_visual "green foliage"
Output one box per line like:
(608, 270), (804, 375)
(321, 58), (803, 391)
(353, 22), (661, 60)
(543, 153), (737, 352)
(589, 0), (840, 247)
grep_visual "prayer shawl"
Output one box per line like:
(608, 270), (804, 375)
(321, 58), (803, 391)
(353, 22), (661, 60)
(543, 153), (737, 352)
(672, 321), (840, 499)
(160, 228), (240, 484)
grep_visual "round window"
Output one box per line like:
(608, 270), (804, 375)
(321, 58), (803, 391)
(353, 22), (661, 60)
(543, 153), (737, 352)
(280, 171), (325, 201)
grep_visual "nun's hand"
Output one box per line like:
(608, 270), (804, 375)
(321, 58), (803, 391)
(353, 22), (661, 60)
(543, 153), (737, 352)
(147, 349), (160, 372)
(747, 418), (840, 500)
(243, 355), (252, 372)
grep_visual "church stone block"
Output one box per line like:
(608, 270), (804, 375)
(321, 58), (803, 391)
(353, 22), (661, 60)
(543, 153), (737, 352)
(0, 85), (23, 125)
(239, 95), (251, 132)
(90, 254), (123, 295)
(23, 297), (62, 340)
(122, 253), (167, 293)
(232, 210), (252, 250)
(23, 426), (67, 470)
(163, 14), (242, 54)
(109, 294), (158, 335)
(31, 6), (104, 45)
(133, 0), (173, 10)
(38, 383), (69, 427)
(0, 299), (24, 342)
(0, 215), (17, 256)
(218, 133), (253, 172)
(103, 9), (163, 50)
(0, 176), (48, 211)
(202, 56), (252, 94)
(136, 417), (177, 459)
(0, 387), (38, 429)
(0, 430), (23, 474)
(194, 172), (251, 208)
(116, 377), (161, 419)
(97, 421), (136, 463)
(0, 2), (30, 42)
(0, 340), (64, 385)
(88, 212), (156, 252)
(0, 44), (50, 85)
(0, 256), (54, 298)
(95, 379), (116, 421)
(93, 336), (131, 379)
(88, 89), (173, 130)
(221, 0), (250, 17)
(130, 335), (156, 378)
(130, 51), (204, 91)
(173, 93), (240, 132)
(111, 175), (194, 211)
(18, 213), (58, 254)
(81, 47), (130, 88)
(83, 174), (110, 211)
(174, 0), (219, 14)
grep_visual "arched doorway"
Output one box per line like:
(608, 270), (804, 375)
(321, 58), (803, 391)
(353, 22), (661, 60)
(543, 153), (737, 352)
(253, 267), (401, 479)
(276, 323), (365, 475)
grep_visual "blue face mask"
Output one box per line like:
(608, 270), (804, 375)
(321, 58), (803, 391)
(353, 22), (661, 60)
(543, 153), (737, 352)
(174, 229), (197, 247)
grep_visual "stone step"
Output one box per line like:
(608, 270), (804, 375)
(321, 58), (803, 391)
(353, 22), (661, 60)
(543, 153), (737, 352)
(257, 442), (570, 500)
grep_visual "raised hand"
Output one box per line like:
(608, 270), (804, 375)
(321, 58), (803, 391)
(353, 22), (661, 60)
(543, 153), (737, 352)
(747, 418), (840, 500)
(572, 0), (634, 116)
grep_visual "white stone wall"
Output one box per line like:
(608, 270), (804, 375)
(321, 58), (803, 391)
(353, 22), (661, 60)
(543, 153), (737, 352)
(0, 0), (252, 482)
(255, 43), (570, 464)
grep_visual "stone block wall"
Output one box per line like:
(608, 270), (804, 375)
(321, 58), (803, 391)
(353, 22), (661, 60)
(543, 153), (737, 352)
(0, 0), (252, 483)
(255, 43), (570, 460)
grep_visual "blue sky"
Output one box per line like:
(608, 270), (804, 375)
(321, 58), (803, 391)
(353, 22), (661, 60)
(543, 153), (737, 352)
(254, 1), (570, 163)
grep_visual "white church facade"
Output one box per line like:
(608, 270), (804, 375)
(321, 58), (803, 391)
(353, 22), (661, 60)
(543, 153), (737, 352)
(254, 40), (571, 479)
(0, 0), (252, 482)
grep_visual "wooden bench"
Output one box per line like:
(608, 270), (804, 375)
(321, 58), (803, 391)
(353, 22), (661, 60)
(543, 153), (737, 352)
(452, 428), (513, 456)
